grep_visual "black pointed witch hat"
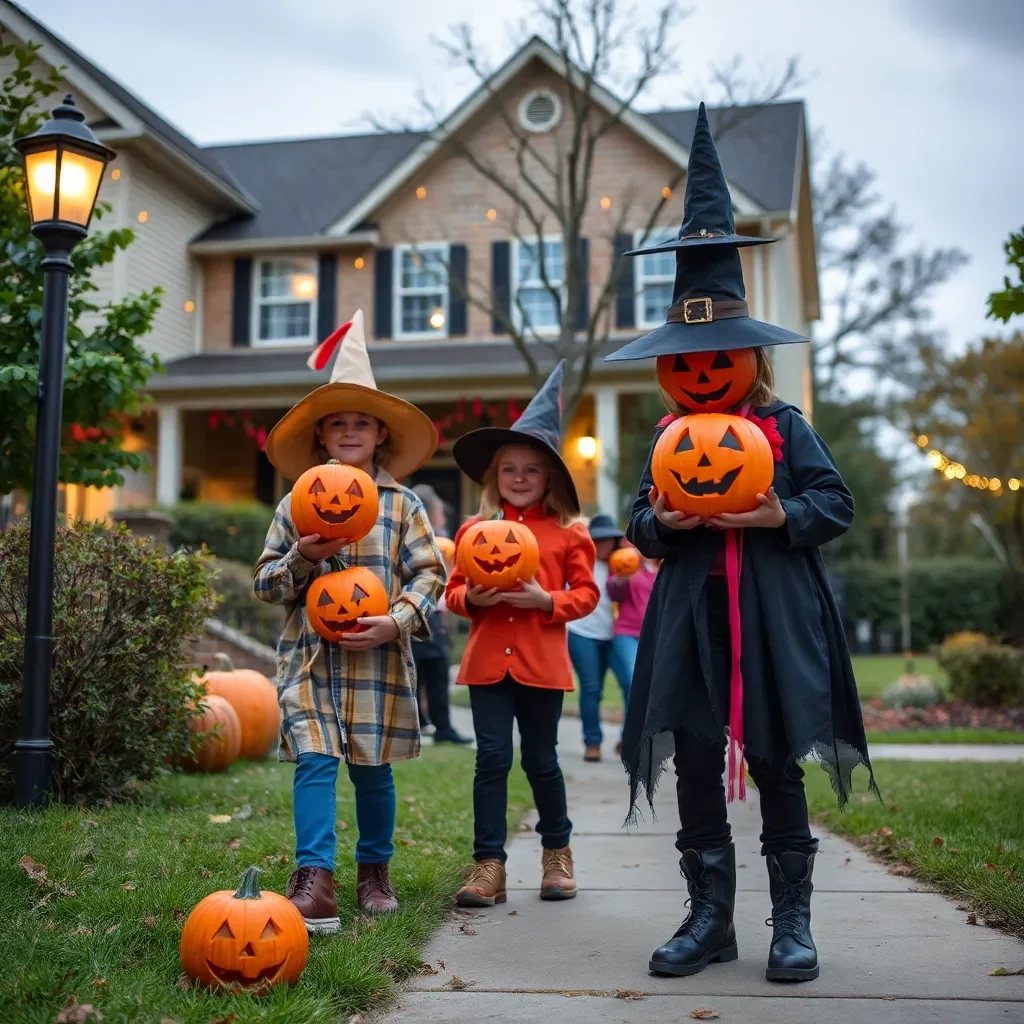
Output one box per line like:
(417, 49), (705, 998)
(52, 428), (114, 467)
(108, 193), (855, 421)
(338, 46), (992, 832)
(605, 102), (806, 361)
(452, 360), (579, 512)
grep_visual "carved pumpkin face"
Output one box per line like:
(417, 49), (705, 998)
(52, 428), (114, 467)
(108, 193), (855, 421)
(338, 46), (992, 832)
(291, 461), (379, 543)
(179, 867), (308, 992)
(456, 519), (541, 591)
(608, 546), (641, 577)
(651, 413), (774, 517)
(657, 348), (757, 413)
(435, 536), (456, 570)
(306, 567), (389, 643)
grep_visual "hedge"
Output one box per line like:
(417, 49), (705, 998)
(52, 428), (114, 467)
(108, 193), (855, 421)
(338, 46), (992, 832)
(167, 500), (273, 564)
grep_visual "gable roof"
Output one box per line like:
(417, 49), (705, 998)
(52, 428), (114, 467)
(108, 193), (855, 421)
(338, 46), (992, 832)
(2, 0), (258, 212)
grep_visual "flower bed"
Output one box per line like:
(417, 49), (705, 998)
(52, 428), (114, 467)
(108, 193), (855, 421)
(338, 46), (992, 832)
(860, 698), (1024, 733)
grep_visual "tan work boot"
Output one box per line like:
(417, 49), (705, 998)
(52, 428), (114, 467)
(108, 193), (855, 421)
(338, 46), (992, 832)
(286, 866), (340, 933)
(356, 862), (399, 913)
(456, 859), (507, 907)
(541, 846), (578, 900)
(584, 745), (602, 762)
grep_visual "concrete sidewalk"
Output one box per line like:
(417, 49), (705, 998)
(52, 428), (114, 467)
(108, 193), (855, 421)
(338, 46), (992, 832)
(382, 709), (1024, 1023)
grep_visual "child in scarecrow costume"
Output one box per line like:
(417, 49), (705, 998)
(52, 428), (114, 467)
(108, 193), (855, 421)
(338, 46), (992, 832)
(255, 310), (445, 933)
(607, 105), (877, 982)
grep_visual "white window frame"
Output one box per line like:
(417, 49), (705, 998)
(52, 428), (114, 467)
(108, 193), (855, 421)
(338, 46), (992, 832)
(633, 228), (678, 329)
(512, 236), (565, 336)
(393, 242), (450, 341)
(251, 256), (318, 348)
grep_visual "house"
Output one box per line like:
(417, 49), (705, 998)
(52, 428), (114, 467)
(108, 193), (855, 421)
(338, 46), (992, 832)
(2, 0), (819, 531)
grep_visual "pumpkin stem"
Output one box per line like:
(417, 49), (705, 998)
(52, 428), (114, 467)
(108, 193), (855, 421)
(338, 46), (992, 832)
(213, 653), (235, 672)
(234, 866), (263, 899)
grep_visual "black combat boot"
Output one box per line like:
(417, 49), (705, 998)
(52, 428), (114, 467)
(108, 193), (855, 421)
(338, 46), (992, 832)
(765, 849), (819, 981)
(649, 843), (738, 977)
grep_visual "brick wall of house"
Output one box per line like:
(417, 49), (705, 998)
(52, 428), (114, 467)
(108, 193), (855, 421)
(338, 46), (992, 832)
(191, 619), (277, 678)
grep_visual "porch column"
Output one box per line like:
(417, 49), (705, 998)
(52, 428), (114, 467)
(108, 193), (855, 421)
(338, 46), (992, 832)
(768, 229), (809, 413)
(594, 385), (620, 518)
(156, 404), (182, 506)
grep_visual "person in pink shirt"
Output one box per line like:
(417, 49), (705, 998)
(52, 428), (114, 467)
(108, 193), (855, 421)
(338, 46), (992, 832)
(606, 553), (659, 689)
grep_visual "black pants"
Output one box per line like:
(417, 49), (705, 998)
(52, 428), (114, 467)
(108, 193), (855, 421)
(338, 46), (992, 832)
(674, 578), (815, 858)
(415, 655), (453, 733)
(469, 675), (571, 862)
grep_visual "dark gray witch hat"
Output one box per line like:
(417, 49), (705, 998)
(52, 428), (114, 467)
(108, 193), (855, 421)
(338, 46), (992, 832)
(453, 360), (579, 512)
(605, 102), (806, 360)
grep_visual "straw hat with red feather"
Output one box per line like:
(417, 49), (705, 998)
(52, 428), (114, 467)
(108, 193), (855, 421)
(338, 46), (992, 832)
(264, 309), (437, 482)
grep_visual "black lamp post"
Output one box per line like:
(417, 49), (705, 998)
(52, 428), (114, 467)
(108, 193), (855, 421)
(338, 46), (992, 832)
(12, 95), (114, 807)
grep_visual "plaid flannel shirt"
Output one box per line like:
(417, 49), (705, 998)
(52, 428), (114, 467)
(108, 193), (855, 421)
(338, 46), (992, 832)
(254, 469), (445, 765)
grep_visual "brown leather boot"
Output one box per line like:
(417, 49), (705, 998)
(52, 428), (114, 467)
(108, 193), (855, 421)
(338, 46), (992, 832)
(356, 862), (398, 913)
(456, 859), (507, 907)
(286, 866), (340, 933)
(584, 745), (602, 762)
(541, 846), (578, 900)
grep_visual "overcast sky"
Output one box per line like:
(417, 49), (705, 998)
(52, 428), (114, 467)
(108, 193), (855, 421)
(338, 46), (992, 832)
(16, 0), (1024, 353)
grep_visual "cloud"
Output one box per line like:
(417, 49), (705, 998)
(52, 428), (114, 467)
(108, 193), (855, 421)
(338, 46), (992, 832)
(903, 0), (1024, 58)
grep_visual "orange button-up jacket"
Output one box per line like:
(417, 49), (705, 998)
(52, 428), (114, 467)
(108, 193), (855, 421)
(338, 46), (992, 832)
(446, 504), (599, 690)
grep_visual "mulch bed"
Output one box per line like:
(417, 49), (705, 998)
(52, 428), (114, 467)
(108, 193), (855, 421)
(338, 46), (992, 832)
(860, 699), (1024, 733)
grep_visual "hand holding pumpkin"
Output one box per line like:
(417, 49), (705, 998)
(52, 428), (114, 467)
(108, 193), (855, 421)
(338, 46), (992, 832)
(708, 487), (787, 529)
(466, 584), (503, 607)
(649, 487), (704, 531)
(297, 533), (349, 563)
(499, 578), (554, 612)
(338, 615), (400, 649)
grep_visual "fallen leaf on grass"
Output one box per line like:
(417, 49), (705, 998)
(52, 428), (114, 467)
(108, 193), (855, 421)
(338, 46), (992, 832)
(967, 913), (978, 925)
(336, 820), (349, 831)
(81, 820), (99, 830)
(690, 1010), (720, 1020)
(989, 967), (1024, 976)
(397, 838), (417, 846)
(143, 915), (158, 930)
(887, 863), (914, 877)
(91, 978), (104, 988)
(262, 855), (289, 865)
(19, 855), (49, 886)
(418, 962), (438, 975)
(445, 976), (475, 991)
(403, 795), (416, 804)
(72, 926), (93, 936)
(161, 864), (169, 878)
(105, 925), (119, 935)
(173, 910), (186, 923)
(175, 974), (192, 991)
(207, 814), (232, 824)
(120, 882), (136, 891)
(56, 994), (103, 1023)
(232, 804), (252, 821)
(225, 838), (241, 851)
(379, 959), (399, 975)
(209, 1015), (237, 1024)
(877, 826), (893, 837)
(614, 989), (644, 1001)
(200, 869), (212, 879)
(933, 837), (944, 847)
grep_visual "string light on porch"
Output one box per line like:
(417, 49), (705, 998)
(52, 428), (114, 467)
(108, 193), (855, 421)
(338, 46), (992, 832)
(912, 434), (1021, 495)
(208, 408), (268, 451)
(432, 396), (523, 446)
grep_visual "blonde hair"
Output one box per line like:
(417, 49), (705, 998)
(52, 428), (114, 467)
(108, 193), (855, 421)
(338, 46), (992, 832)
(658, 346), (776, 416)
(477, 444), (579, 528)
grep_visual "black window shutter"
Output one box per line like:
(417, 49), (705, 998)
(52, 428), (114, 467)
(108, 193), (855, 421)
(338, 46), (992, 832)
(614, 233), (635, 328)
(491, 240), (510, 334)
(448, 244), (468, 336)
(374, 248), (393, 339)
(575, 237), (590, 331)
(231, 257), (253, 347)
(316, 252), (337, 341)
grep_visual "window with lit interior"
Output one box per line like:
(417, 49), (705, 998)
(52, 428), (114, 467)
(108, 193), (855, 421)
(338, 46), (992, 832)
(254, 258), (318, 345)
(394, 244), (449, 339)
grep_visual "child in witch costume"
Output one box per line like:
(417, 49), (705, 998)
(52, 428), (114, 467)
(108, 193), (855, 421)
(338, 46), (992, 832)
(255, 310), (445, 933)
(606, 105), (876, 982)
(445, 362), (599, 906)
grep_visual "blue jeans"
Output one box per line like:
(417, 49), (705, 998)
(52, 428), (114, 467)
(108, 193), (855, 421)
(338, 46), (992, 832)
(293, 752), (396, 870)
(568, 632), (637, 747)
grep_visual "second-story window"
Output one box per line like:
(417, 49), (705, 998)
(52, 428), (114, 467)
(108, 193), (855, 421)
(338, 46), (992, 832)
(254, 258), (318, 345)
(515, 238), (564, 332)
(634, 228), (676, 328)
(394, 243), (449, 339)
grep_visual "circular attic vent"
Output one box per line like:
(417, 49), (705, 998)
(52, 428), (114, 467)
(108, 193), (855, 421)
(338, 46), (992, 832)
(518, 89), (562, 133)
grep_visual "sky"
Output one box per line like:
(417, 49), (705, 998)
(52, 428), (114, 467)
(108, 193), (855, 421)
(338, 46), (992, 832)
(13, 0), (1024, 354)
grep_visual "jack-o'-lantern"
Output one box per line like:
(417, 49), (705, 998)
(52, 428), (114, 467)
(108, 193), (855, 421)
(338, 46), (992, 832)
(456, 519), (540, 591)
(608, 546), (641, 577)
(435, 536), (456, 570)
(291, 461), (379, 543)
(306, 567), (389, 643)
(652, 413), (774, 518)
(180, 866), (308, 991)
(657, 348), (757, 413)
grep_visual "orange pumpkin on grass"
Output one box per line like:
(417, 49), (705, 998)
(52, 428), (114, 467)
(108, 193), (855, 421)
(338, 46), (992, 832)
(456, 519), (540, 591)
(200, 654), (279, 760)
(181, 693), (242, 773)
(608, 546), (641, 577)
(652, 413), (774, 518)
(306, 567), (389, 643)
(180, 866), (308, 991)
(657, 348), (757, 414)
(291, 460), (378, 543)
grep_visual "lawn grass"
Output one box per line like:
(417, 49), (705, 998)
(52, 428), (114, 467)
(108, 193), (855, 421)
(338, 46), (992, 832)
(0, 746), (532, 1023)
(867, 729), (1024, 745)
(805, 761), (1024, 937)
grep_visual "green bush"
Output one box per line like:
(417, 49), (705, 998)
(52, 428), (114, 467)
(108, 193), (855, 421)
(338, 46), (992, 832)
(939, 641), (1024, 707)
(168, 501), (273, 564)
(0, 520), (216, 804)
(838, 557), (1010, 649)
(209, 557), (285, 649)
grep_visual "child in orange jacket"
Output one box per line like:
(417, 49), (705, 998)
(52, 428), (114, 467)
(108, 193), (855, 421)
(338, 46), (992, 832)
(445, 362), (599, 907)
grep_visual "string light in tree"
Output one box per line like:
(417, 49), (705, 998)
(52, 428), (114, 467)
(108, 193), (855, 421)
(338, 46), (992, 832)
(912, 434), (1021, 495)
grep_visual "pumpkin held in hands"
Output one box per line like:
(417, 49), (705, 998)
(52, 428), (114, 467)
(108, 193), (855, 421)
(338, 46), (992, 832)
(181, 694), (242, 773)
(435, 535), (456, 570)
(180, 866), (308, 991)
(652, 413), (774, 518)
(657, 348), (757, 414)
(306, 567), (389, 643)
(608, 546), (641, 577)
(200, 654), (279, 760)
(457, 519), (540, 590)
(291, 460), (378, 543)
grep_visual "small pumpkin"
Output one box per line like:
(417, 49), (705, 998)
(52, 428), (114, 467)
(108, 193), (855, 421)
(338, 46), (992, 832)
(608, 546), (641, 577)
(456, 519), (540, 591)
(291, 461), (379, 543)
(180, 866), (308, 991)
(306, 567), (389, 643)
(181, 694), (242, 773)
(651, 413), (774, 518)
(435, 535), (456, 570)
(201, 654), (279, 761)
(657, 348), (757, 413)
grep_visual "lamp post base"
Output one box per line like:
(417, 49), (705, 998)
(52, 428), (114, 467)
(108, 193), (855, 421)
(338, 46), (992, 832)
(13, 739), (55, 808)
